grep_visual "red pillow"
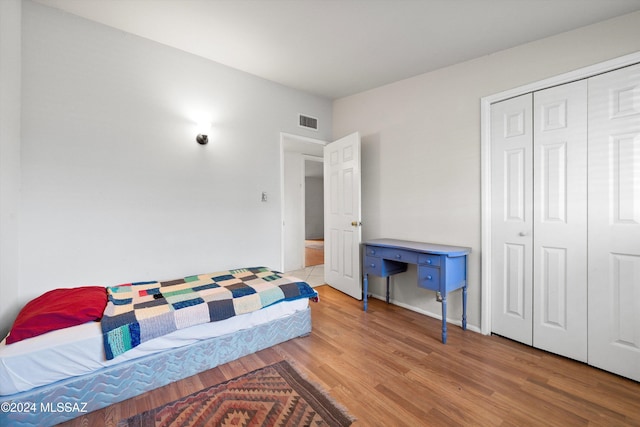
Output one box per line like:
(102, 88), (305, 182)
(5, 286), (107, 344)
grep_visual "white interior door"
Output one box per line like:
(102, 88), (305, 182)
(533, 80), (588, 362)
(324, 132), (362, 300)
(490, 94), (534, 345)
(588, 63), (640, 382)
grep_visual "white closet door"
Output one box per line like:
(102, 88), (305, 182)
(491, 94), (534, 345)
(533, 81), (588, 362)
(588, 64), (640, 382)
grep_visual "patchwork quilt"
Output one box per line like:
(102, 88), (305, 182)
(101, 267), (318, 360)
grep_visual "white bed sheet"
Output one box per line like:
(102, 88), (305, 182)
(0, 298), (309, 396)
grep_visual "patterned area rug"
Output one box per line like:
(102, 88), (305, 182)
(305, 239), (324, 250)
(118, 360), (354, 427)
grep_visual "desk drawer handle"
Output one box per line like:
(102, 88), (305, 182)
(427, 275), (433, 280)
(370, 263), (376, 268)
(396, 254), (401, 259)
(427, 259), (432, 264)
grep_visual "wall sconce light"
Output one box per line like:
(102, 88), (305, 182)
(196, 121), (211, 145)
(196, 133), (208, 145)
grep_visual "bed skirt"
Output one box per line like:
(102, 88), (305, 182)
(0, 307), (312, 427)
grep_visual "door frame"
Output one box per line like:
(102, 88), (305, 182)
(480, 51), (640, 335)
(279, 132), (327, 272)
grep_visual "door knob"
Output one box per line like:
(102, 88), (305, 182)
(351, 221), (361, 227)
(518, 231), (529, 236)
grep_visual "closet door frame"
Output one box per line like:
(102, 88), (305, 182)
(480, 51), (640, 335)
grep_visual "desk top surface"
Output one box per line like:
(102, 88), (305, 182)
(364, 238), (471, 257)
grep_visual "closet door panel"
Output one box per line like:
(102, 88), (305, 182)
(491, 94), (534, 345)
(588, 63), (640, 382)
(533, 81), (588, 362)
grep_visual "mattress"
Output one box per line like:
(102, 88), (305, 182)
(0, 297), (309, 396)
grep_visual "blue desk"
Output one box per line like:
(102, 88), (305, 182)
(363, 238), (471, 344)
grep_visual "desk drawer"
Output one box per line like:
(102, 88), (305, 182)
(418, 253), (441, 267)
(380, 248), (418, 264)
(418, 266), (441, 291)
(365, 246), (381, 257)
(364, 256), (407, 277)
(364, 256), (383, 276)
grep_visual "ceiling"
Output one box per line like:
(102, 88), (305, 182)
(34, 0), (640, 99)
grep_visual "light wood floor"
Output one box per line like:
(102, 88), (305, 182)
(305, 239), (324, 267)
(59, 285), (640, 426)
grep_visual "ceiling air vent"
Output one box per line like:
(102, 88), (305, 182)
(299, 114), (318, 131)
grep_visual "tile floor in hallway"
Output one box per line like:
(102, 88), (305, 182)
(285, 265), (325, 287)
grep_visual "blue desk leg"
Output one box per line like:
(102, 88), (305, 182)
(441, 293), (447, 344)
(386, 276), (390, 303)
(462, 284), (467, 330)
(363, 273), (369, 312)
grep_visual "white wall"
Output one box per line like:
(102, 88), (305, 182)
(305, 175), (323, 240)
(0, 0), (22, 337)
(333, 11), (640, 330)
(0, 0), (332, 335)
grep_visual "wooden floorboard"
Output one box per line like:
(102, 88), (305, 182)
(58, 285), (640, 426)
(305, 239), (324, 266)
